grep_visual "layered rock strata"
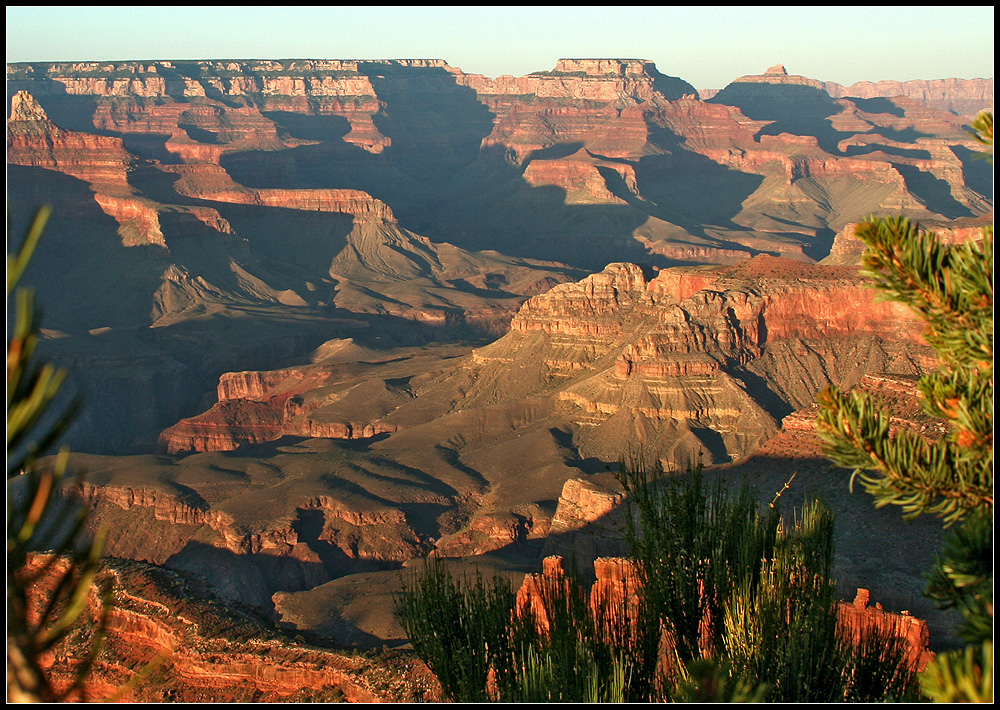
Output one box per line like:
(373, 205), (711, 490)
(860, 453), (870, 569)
(7, 90), (131, 187)
(472, 258), (928, 464)
(10, 58), (989, 275)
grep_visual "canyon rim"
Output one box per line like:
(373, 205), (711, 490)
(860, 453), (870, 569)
(6, 53), (992, 700)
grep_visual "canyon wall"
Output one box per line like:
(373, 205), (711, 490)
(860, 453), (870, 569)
(9, 58), (991, 276)
(7, 57), (986, 651)
(471, 257), (929, 465)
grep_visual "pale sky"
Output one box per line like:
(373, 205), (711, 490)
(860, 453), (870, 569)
(5, 6), (995, 90)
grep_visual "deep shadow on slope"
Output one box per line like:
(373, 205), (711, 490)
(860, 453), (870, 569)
(7, 165), (171, 331)
(952, 145), (995, 202)
(894, 164), (976, 219)
(218, 65), (655, 270)
(709, 83), (850, 154)
(631, 151), (765, 238)
(166, 539), (401, 615)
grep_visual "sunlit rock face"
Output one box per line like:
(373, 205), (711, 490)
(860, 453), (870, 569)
(18, 554), (440, 702)
(7, 89), (131, 187)
(479, 257), (929, 465)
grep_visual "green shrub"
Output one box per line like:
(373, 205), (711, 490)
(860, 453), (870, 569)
(398, 463), (920, 702)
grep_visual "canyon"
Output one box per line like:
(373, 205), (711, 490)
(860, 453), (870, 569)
(7, 57), (991, 694)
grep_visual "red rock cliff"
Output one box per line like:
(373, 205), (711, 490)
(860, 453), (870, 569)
(7, 90), (131, 187)
(472, 258), (929, 464)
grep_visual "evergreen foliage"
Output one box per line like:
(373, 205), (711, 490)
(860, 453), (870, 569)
(395, 557), (652, 702)
(397, 464), (921, 702)
(815, 111), (993, 703)
(395, 559), (514, 702)
(7, 206), (111, 702)
(618, 464), (919, 702)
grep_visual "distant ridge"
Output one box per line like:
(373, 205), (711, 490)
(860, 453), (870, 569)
(698, 67), (992, 115)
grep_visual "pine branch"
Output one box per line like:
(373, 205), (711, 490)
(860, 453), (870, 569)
(815, 387), (992, 524)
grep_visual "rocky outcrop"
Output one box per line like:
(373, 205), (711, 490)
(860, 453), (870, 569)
(162, 254), (933, 463)
(432, 510), (530, 557)
(548, 478), (623, 536)
(17, 554), (440, 702)
(183, 185), (396, 221)
(159, 354), (415, 454)
(463, 58), (695, 102)
(473, 258), (929, 464)
(68, 464), (431, 609)
(77, 482), (234, 531)
(728, 63), (828, 90)
(704, 67), (992, 117)
(7, 90), (131, 187)
(92, 193), (235, 247)
(522, 150), (638, 203)
(838, 588), (935, 671)
(516, 556), (934, 671)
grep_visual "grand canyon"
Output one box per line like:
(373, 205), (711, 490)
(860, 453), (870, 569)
(6, 57), (992, 700)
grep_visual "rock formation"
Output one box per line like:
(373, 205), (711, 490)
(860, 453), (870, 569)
(471, 257), (929, 465)
(7, 90), (131, 187)
(17, 554), (441, 702)
(516, 556), (934, 671)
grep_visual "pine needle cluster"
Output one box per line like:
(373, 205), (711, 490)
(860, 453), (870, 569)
(7, 207), (111, 702)
(815, 111), (993, 703)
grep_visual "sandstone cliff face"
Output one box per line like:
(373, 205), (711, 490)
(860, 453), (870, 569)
(7, 90), (131, 187)
(472, 258), (927, 464)
(159, 341), (447, 453)
(91, 193), (236, 247)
